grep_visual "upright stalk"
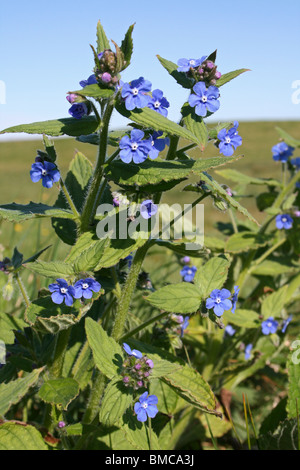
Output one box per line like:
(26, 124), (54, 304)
(81, 99), (115, 232)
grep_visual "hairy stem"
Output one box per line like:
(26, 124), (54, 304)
(81, 100), (115, 232)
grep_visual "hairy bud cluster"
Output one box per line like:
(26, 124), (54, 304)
(95, 49), (121, 86)
(121, 355), (154, 390)
(0, 258), (11, 274)
(193, 60), (221, 87)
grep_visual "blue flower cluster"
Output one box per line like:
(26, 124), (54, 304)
(48, 278), (101, 306)
(206, 285), (239, 317)
(121, 77), (169, 116)
(217, 122), (242, 157)
(30, 160), (60, 189)
(119, 128), (169, 165)
(122, 344), (158, 421)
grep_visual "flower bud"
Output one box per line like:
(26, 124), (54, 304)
(101, 72), (112, 83)
(215, 71), (222, 79)
(123, 376), (130, 384)
(58, 421), (66, 429)
(137, 380), (143, 388)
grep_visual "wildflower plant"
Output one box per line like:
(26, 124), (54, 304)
(0, 20), (299, 452)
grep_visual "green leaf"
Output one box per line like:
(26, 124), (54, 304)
(216, 68), (250, 87)
(95, 237), (147, 270)
(23, 245), (51, 265)
(11, 247), (23, 269)
(261, 285), (288, 319)
(104, 155), (240, 190)
(25, 295), (96, 334)
(25, 260), (74, 278)
(260, 398), (288, 435)
(121, 409), (161, 450)
(287, 338), (300, 419)
(0, 116), (99, 137)
(222, 309), (260, 329)
(0, 368), (44, 417)
(162, 364), (219, 415)
(99, 380), (133, 427)
(0, 313), (27, 344)
(52, 151), (93, 245)
(155, 239), (207, 258)
(38, 378), (79, 410)
(181, 103), (208, 151)
(0, 423), (48, 450)
(96, 20), (110, 52)
(146, 283), (202, 314)
(156, 55), (194, 89)
(276, 127), (300, 148)
(73, 238), (108, 273)
(259, 419), (299, 450)
(199, 172), (259, 225)
(85, 318), (124, 379)
(149, 379), (185, 415)
(251, 260), (297, 276)
(0, 203), (74, 223)
(71, 84), (114, 100)
(120, 23), (135, 70)
(115, 101), (203, 147)
(194, 256), (230, 298)
(215, 168), (281, 187)
(225, 232), (272, 253)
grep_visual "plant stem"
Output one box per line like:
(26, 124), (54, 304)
(14, 272), (31, 308)
(81, 100), (115, 232)
(82, 371), (107, 424)
(111, 241), (151, 341)
(49, 329), (71, 378)
(147, 417), (152, 450)
(59, 178), (80, 220)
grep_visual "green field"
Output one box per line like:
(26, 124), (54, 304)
(0, 120), (299, 273)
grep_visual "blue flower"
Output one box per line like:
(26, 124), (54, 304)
(124, 254), (133, 268)
(180, 316), (189, 337)
(140, 199), (158, 219)
(73, 278), (101, 300)
(177, 57), (207, 72)
(134, 392), (158, 422)
(272, 142), (294, 162)
(119, 129), (152, 164)
(275, 214), (293, 230)
(206, 289), (232, 317)
(121, 77), (152, 111)
(224, 325), (236, 337)
(231, 285), (240, 314)
(123, 343), (143, 359)
(291, 157), (300, 169)
(218, 122), (242, 157)
(48, 279), (75, 307)
(180, 265), (197, 282)
(30, 161), (60, 188)
(148, 131), (169, 160)
(68, 102), (88, 120)
(188, 82), (220, 117)
(79, 74), (97, 87)
(282, 315), (292, 333)
(245, 344), (253, 360)
(261, 317), (279, 335)
(147, 89), (170, 117)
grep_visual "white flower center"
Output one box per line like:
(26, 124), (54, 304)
(82, 283), (89, 290)
(151, 140), (154, 146)
(267, 322), (272, 328)
(131, 142), (138, 151)
(60, 288), (67, 294)
(187, 269), (192, 275)
(132, 88), (139, 96)
(190, 60), (195, 66)
(216, 297), (221, 304)
(41, 169), (47, 176)
(154, 100), (160, 108)
(201, 96), (208, 103)
(141, 402), (148, 409)
(225, 137), (231, 144)
(282, 217), (287, 222)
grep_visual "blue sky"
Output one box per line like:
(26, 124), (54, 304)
(0, 0), (299, 140)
